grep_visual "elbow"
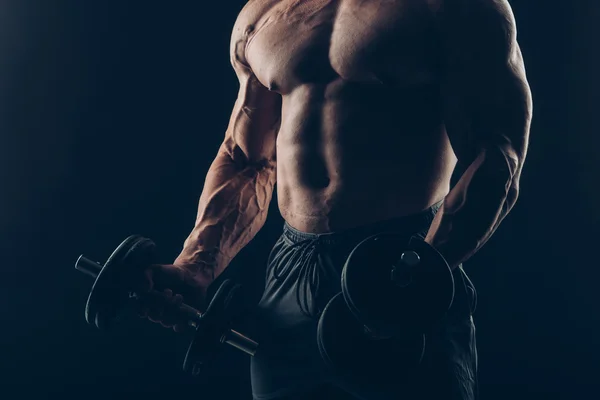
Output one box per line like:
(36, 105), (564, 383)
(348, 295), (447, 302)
(223, 141), (276, 174)
(479, 143), (522, 181)
(505, 181), (520, 211)
(500, 145), (524, 210)
(240, 152), (276, 175)
(506, 178), (518, 199)
(473, 145), (522, 211)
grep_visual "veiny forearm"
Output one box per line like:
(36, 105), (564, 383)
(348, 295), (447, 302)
(174, 147), (276, 278)
(425, 145), (521, 269)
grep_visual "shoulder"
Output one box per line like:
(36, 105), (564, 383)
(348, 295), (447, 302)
(230, 0), (280, 69)
(438, 0), (519, 64)
(439, 0), (517, 36)
(438, 0), (515, 16)
(230, 0), (280, 43)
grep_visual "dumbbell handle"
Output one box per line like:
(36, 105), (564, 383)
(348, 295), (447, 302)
(75, 255), (258, 356)
(75, 255), (103, 278)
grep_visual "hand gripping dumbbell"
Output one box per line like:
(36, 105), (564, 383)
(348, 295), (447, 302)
(317, 233), (455, 383)
(75, 235), (259, 375)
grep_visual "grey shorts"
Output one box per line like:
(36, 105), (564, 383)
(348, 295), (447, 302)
(251, 204), (478, 400)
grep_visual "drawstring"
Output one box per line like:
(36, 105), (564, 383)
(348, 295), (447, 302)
(272, 236), (337, 319)
(268, 203), (443, 320)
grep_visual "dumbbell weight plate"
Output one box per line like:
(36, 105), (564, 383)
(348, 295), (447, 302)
(85, 235), (156, 329)
(183, 279), (245, 375)
(341, 233), (454, 338)
(317, 293), (425, 385)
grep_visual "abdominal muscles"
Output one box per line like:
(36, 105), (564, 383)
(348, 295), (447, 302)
(276, 79), (456, 233)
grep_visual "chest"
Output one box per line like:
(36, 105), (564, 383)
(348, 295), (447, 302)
(244, 0), (440, 93)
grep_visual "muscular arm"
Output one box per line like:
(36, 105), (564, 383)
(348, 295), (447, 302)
(425, 0), (532, 268)
(174, 16), (282, 280)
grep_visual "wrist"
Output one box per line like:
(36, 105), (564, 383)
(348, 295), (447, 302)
(418, 236), (460, 271)
(175, 246), (219, 267)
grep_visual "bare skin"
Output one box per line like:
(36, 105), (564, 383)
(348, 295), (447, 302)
(142, 0), (532, 329)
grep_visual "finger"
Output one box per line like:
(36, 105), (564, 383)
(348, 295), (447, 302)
(157, 289), (175, 327)
(163, 289), (175, 303)
(173, 293), (184, 306)
(147, 304), (165, 323)
(153, 266), (205, 307)
(151, 265), (185, 291)
(160, 320), (175, 329)
(161, 290), (188, 328)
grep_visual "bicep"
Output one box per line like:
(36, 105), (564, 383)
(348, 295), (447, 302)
(221, 8), (282, 167)
(223, 70), (282, 167)
(442, 0), (532, 168)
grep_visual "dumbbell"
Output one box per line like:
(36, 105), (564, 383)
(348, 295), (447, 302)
(75, 235), (258, 374)
(317, 233), (454, 382)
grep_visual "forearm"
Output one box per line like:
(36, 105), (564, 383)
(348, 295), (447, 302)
(174, 147), (276, 278)
(425, 145), (521, 269)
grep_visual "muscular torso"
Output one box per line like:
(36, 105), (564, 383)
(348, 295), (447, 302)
(240, 0), (456, 233)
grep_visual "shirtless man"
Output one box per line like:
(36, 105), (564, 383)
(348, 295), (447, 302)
(142, 0), (532, 399)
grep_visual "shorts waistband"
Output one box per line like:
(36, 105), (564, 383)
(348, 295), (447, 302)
(283, 200), (443, 246)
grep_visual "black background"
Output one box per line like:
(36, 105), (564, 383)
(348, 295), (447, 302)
(1, 1), (598, 399)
